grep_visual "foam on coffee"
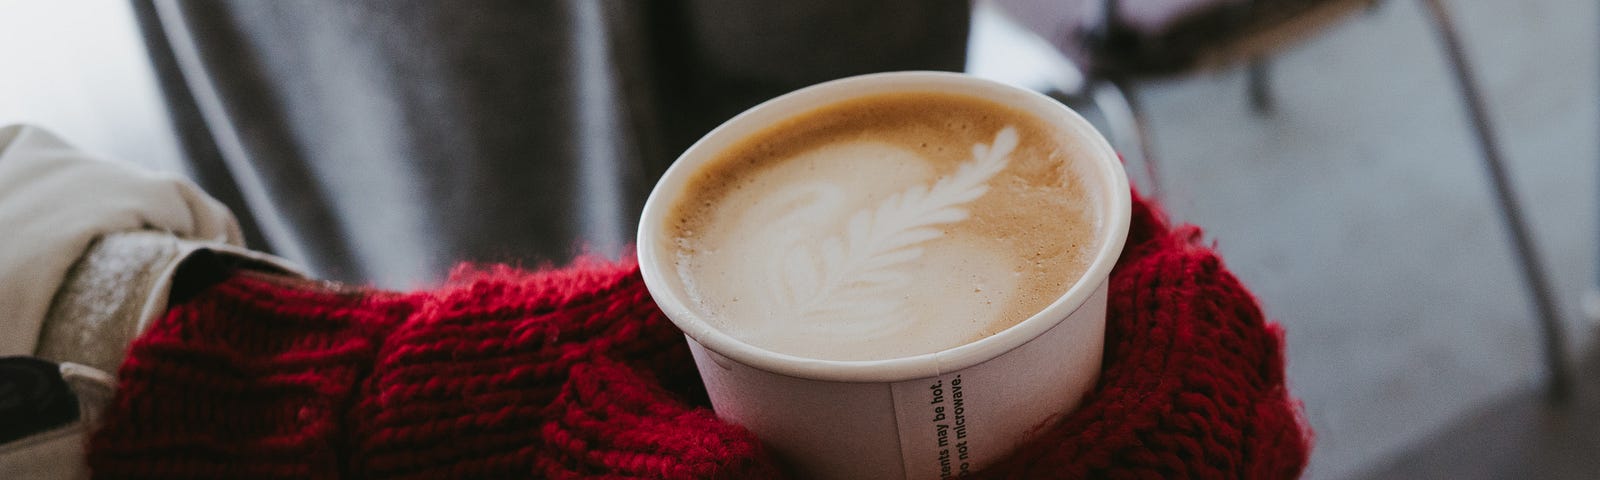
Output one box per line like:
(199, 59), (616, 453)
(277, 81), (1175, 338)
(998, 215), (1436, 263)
(666, 92), (1100, 361)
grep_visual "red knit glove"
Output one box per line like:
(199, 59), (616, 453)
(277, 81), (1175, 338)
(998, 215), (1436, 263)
(88, 193), (1310, 479)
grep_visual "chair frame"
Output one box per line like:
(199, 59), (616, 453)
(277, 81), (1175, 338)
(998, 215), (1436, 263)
(1058, 0), (1573, 400)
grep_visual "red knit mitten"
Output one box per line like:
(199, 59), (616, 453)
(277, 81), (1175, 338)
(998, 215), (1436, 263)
(88, 271), (417, 479)
(538, 359), (784, 479)
(88, 262), (778, 479)
(349, 262), (777, 479)
(89, 193), (1309, 479)
(974, 196), (1312, 479)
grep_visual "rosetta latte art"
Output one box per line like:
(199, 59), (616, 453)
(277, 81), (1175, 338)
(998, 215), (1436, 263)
(673, 92), (1099, 360)
(761, 127), (1019, 340)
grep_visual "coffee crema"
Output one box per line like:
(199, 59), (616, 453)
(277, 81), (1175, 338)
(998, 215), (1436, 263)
(666, 92), (1099, 361)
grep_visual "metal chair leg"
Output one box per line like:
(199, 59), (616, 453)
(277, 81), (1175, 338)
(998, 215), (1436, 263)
(1591, 0), (1600, 358)
(1089, 80), (1161, 198)
(1248, 58), (1275, 115)
(1421, 0), (1572, 402)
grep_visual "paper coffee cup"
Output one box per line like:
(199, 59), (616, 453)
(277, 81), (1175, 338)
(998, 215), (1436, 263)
(637, 71), (1130, 479)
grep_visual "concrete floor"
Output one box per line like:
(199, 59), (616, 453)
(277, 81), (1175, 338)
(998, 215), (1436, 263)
(1358, 349), (1600, 479)
(1123, 1), (1597, 478)
(3, 0), (1597, 478)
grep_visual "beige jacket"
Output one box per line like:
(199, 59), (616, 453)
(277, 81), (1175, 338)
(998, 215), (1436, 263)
(0, 125), (301, 479)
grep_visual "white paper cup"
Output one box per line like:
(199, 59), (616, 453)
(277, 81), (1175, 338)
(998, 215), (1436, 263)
(637, 71), (1130, 479)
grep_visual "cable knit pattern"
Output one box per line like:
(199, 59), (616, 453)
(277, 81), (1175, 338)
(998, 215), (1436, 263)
(88, 193), (1310, 479)
(349, 260), (731, 478)
(88, 273), (416, 479)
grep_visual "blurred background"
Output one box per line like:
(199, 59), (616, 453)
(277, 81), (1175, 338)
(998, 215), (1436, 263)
(1, 0), (1595, 478)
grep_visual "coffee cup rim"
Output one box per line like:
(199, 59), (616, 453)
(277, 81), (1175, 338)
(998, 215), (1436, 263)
(637, 71), (1131, 383)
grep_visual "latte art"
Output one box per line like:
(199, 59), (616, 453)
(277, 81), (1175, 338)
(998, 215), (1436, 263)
(766, 127), (1016, 338)
(669, 93), (1098, 360)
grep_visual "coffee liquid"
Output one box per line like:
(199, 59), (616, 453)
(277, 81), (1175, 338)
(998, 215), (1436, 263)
(667, 92), (1100, 361)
